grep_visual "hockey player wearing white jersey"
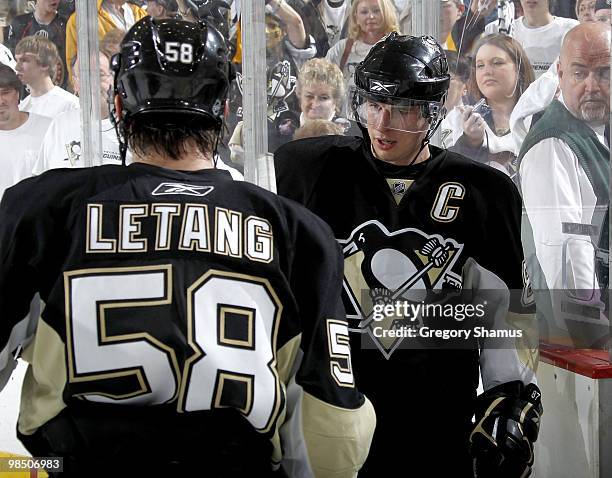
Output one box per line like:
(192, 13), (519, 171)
(276, 33), (542, 477)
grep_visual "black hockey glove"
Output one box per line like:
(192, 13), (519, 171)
(469, 381), (543, 478)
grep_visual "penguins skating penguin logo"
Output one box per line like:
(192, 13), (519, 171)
(340, 220), (464, 358)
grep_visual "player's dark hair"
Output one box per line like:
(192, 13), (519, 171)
(124, 115), (219, 160)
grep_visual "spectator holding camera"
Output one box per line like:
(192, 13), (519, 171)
(452, 34), (534, 176)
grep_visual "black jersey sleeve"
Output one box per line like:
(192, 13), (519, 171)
(278, 198), (375, 477)
(6, 15), (28, 52)
(471, 170), (539, 390)
(0, 169), (89, 391)
(275, 135), (361, 207)
(0, 176), (52, 389)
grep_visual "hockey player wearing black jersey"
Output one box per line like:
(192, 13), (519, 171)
(275, 33), (542, 477)
(0, 18), (375, 476)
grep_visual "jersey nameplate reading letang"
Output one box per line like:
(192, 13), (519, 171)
(86, 203), (273, 263)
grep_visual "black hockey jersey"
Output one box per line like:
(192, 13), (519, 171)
(0, 163), (375, 476)
(275, 136), (537, 476)
(7, 12), (67, 54)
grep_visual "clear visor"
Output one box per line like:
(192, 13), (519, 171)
(352, 90), (443, 133)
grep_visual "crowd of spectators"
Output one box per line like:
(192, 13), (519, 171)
(0, 0), (610, 346)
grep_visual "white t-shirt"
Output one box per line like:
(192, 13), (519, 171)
(19, 86), (80, 119)
(0, 113), (51, 199)
(34, 109), (242, 180)
(33, 109), (128, 174)
(326, 38), (376, 115)
(488, 16), (578, 78)
(319, 0), (350, 47)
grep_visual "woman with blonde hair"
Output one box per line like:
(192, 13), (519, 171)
(296, 58), (346, 123)
(325, 0), (399, 113)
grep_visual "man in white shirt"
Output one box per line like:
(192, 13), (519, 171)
(486, 0), (578, 78)
(34, 51), (123, 172)
(34, 50), (242, 180)
(15, 35), (78, 118)
(509, 0), (605, 150)
(518, 22), (610, 346)
(0, 64), (51, 198)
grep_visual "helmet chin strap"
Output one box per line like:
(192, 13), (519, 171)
(212, 126), (221, 168)
(406, 137), (429, 167)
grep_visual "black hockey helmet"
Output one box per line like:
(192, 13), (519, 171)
(352, 32), (450, 134)
(111, 16), (234, 129)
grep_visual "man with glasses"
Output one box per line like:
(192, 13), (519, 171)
(519, 21), (610, 345)
(32, 49), (125, 171)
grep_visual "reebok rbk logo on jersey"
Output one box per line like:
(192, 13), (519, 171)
(152, 183), (215, 197)
(369, 80), (398, 95)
